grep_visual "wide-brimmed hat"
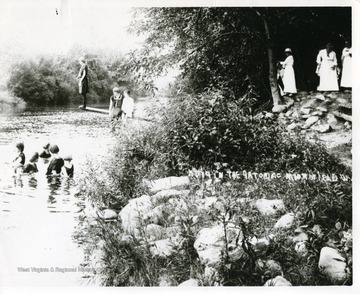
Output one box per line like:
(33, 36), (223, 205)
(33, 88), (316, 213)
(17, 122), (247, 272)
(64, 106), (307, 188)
(284, 48), (292, 53)
(113, 87), (121, 93)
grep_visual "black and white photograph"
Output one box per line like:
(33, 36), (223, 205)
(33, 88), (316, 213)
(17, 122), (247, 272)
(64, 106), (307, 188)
(0, 0), (357, 292)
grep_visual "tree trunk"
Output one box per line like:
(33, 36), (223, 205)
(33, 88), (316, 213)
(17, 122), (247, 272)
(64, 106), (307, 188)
(262, 14), (282, 106)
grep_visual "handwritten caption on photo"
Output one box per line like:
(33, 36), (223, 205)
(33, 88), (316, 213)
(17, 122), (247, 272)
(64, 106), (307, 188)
(188, 169), (351, 182)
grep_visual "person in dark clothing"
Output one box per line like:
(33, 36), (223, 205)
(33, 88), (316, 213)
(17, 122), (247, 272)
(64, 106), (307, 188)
(24, 152), (39, 173)
(46, 144), (64, 176)
(78, 57), (89, 109)
(13, 142), (25, 174)
(61, 154), (74, 177)
(109, 87), (124, 131)
(39, 143), (51, 159)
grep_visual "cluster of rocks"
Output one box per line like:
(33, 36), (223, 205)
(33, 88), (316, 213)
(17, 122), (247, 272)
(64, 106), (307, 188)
(89, 176), (351, 286)
(269, 91), (352, 133)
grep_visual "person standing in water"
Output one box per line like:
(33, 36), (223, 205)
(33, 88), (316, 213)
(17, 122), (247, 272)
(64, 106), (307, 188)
(78, 57), (89, 109)
(12, 142), (25, 174)
(46, 144), (64, 176)
(279, 48), (297, 96)
(39, 143), (51, 159)
(61, 154), (74, 178)
(23, 152), (39, 173)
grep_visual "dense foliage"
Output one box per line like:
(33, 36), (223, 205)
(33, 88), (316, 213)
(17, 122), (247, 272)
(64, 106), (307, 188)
(127, 7), (351, 104)
(5, 49), (144, 107)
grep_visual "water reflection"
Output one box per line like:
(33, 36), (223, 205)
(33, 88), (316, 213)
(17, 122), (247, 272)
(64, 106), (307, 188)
(28, 175), (38, 189)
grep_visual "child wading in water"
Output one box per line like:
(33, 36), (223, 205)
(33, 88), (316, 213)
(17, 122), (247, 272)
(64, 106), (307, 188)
(121, 90), (134, 125)
(39, 143), (51, 159)
(23, 152), (39, 173)
(46, 144), (64, 175)
(61, 154), (74, 177)
(13, 142), (25, 174)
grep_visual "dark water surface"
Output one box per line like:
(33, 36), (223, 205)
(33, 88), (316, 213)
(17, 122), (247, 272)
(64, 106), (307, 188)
(0, 105), (120, 286)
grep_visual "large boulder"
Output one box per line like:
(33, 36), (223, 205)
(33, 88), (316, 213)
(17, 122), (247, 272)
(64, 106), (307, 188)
(119, 195), (153, 233)
(254, 199), (285, 216)
(264, 276), (292, 286)
(286, 122), (297, 131)
(146, 176), (190, 193)
(299, 107), (312, 115)
(274, 212), (295, 229)
(326, 113), (342, 130)
(272, 104), (288, 113)
(97, 209), (118, 220)
(194, 223), (244, 267)
(301, 98), (319, 108)
(152, 189), (189, 203)
(318, 247), (348, 284)
(333, 111), (352, 122)
(150, 239), (176, 257)
(302, 116), (319, 129)
(315, 93), (326, 101)
(311, 123), (332, 133)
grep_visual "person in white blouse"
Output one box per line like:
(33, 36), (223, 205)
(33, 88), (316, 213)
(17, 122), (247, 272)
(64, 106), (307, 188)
(340, 41), (352, 89)
(280, 48), (297, 96)
(316, 43), (339, 92)
(121, 90), (135, 124)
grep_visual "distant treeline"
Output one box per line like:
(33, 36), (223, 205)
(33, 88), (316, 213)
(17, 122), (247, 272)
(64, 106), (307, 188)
(6, 49), (138, 106)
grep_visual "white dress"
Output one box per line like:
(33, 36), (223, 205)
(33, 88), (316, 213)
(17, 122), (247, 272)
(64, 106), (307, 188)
(340, 47), (352, 88)
(280, 55), (297, 94)
(121, 96), (134, 117)
(316, 49), (339, 91)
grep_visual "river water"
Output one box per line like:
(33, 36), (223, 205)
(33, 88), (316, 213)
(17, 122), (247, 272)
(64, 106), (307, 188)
(0, 104), (147, 286)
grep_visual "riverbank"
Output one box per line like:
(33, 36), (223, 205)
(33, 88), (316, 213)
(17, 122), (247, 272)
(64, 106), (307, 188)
(74, 93), (352, 286)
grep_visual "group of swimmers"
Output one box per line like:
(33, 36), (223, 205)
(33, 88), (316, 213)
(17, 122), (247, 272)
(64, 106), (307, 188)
(12, 142), (74, 178)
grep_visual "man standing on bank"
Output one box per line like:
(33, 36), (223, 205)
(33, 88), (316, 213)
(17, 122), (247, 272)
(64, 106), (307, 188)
(78, 57), (89, 109)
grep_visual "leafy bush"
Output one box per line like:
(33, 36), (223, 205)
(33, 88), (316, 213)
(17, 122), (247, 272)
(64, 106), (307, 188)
(6, 52), (130, 107)
(154, 89), (349, 175)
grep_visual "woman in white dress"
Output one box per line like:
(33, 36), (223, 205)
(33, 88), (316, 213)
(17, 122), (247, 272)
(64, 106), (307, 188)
(121, 90), (135, 124)
(280, 48), (297, 96)
(340, 41), (352, 88)
(316, 43), (339, 92)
